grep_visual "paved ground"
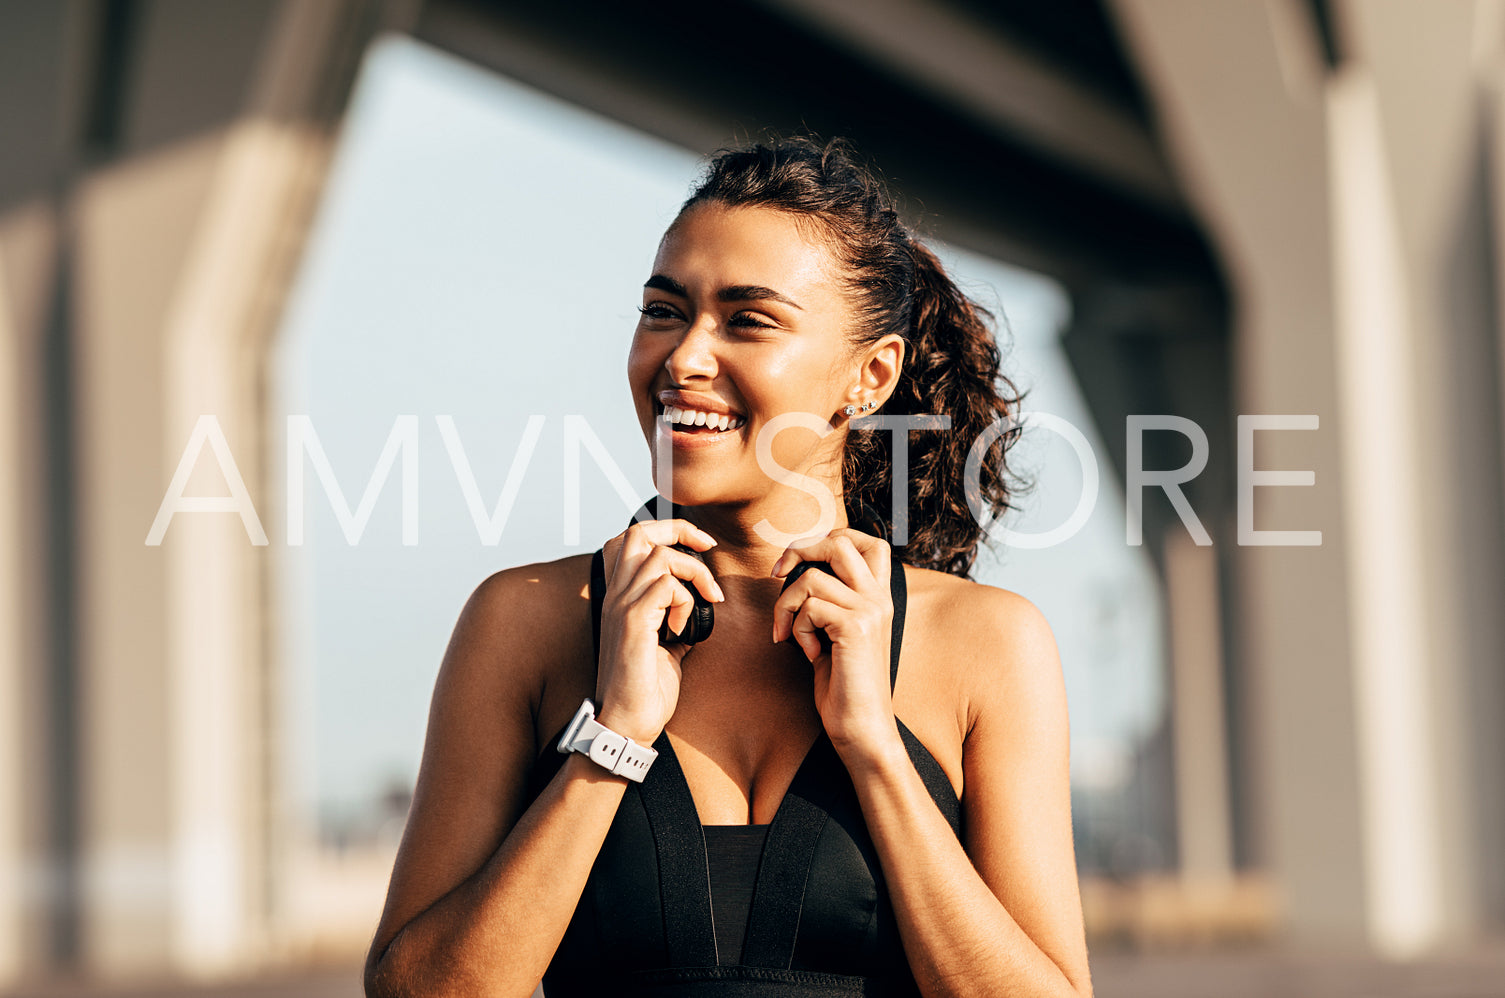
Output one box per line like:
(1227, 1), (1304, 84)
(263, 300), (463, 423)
(2, 970), (363, 998)
(1088, 945), (1505, 997)
(7, 946), (1505, 998)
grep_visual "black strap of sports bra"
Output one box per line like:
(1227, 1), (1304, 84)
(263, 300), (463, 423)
(590, 548), (605, 663)
(638, 737), (721, 966)
(738, 747), (831, 968)
(589, 546), (720, 965)
(888, 549), (906, 694)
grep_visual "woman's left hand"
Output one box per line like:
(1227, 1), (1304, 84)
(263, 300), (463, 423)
(771, 528), (903, 767)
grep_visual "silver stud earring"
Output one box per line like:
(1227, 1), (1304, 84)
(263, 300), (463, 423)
(862, 400), (878, 411)
(843, 404), (858, 417)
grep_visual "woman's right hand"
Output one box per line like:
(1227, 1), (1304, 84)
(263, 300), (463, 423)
(594, 518), (723, 745)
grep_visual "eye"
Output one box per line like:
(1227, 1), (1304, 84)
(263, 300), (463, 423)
(637, 303), (681, 322)
(730, 312), (776, 330)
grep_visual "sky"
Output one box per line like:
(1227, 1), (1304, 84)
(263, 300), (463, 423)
(271, 35), (1165, 833)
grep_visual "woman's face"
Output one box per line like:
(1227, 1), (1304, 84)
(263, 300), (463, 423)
(628, 202), (862, 509)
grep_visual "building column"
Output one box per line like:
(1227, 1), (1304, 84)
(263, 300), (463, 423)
(1112, 0), (1505, 953)
(1334, 0), (1505, 946)
(1164, 532), (1234, 886)
(0, 0), (96, 979)
(55, 0), (394, 979)
(0, 199), (66, 982)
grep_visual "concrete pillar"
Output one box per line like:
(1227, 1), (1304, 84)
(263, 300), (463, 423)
(0, 0), (93, 978)
(1337, 0), (1505, 943)
(1112, 0), (1505, 953)
(0, 0), (404, 982)
(66, 0), (400, 977)
(0, 201), (63, 981)
(1164, 532), (1233, 885)
(1111, 0), (1364, 947)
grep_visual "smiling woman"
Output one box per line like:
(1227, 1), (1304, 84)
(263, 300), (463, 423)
(363, 135), (1093, 998)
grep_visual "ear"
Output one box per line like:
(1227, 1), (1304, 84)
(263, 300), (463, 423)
(844, 333), (905, 408)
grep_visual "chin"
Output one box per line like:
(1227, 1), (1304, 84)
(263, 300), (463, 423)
(642, 466), (749, 509)
(656, 481), (730, 509)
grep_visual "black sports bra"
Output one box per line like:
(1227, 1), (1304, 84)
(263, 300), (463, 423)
(525, 546), (963, 996)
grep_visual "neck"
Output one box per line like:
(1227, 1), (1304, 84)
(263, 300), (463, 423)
(665, 490), (850, 613)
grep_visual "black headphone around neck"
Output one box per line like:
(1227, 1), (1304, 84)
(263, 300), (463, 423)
(624, 497), (888, 647)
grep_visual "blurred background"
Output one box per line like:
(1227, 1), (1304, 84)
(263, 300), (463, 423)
(3, 0), (1505, 995)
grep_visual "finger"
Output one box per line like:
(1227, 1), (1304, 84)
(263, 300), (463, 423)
(643, 572), (694, 639)
(831, 526), (892, 586)
(626, 543), (724, 604)
(661, 576), (694, 638)
(821, 535), (876, 592)
(611, 518), (717, 590)
(790, 597), (836, 662)
(627, 517), (718, 554)
(619, 517), (716, 558)
(772, 534), (877, 593)
(771, 563), (863, 643)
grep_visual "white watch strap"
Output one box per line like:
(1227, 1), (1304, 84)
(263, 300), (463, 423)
(556, 699), (658, 782)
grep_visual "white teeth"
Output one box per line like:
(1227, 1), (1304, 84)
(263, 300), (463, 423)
(662, 405), (744, 429)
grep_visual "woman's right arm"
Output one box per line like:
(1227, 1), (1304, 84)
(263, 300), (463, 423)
(363, 520), (720, 998)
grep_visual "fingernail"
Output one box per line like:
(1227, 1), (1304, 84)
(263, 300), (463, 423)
(715, 583), (726, 602)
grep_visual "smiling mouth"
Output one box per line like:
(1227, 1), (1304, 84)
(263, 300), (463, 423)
(658, 404), (745, 434)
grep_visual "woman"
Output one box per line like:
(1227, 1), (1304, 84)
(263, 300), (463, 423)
(364, 136), (1092, 997)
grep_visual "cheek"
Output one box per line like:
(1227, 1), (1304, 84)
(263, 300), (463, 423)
(626, 338), (662, 436)
(627, 333), (659, 392)
(742, 350), (847, 458)
(754, 395), (845, 476)
(748, 340), (844, 403)
(767, 430), (830, 477)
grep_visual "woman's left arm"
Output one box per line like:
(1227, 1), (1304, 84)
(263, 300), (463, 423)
(853, 585), (1090, 998)
(773, 533), (1092, 998)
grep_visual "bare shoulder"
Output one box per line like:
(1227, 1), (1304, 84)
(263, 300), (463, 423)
(465, 552), (595, 632)
(901, 563), (1058, 667)
(440, 553), (596, 720)
(899, 563), (1064, 737)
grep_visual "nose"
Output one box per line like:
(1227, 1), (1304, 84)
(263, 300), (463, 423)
(663, 314), (719, 383)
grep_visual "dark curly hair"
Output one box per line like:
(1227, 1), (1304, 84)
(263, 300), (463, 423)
(675, 134), (1028, 578)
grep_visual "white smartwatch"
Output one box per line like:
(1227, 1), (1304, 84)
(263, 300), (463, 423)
(555, 699), (658, 782)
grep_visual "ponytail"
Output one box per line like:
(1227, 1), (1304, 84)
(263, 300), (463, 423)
(842, 237), (1027, 577)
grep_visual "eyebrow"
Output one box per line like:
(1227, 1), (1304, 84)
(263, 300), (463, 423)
(644, 273), (804, 311)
